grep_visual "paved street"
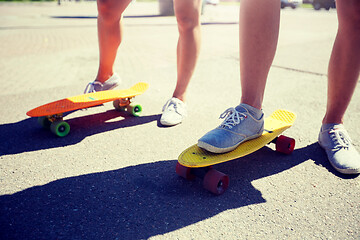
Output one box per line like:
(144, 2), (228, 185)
(0, 1), (359, 239)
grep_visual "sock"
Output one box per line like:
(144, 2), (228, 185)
(236, 103), (263, 120)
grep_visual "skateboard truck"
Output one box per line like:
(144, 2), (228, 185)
(37, 114), (70, 137)
(113, 97), (143, 117)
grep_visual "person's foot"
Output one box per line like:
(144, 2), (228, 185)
(84, 73), (121, 93)
(160, 97), (187, 126)
(318, 124), (360, 174)
(198, 103), (264, 153)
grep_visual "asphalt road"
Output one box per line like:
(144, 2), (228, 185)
(0, 1), (359, 239)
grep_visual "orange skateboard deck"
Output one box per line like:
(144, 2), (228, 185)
(176, 109), (296, 195)
(27, 82), (149, 137)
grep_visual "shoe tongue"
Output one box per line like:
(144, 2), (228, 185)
(171, 97), (181, 104)
(172, 97), (185, 105)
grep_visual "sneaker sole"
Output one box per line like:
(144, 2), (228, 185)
(318, 142), (360, 175)
(198, 132), (263, 154)
(329, 162), (360, 174)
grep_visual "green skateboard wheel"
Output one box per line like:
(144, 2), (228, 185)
(50, 121), (70, 137)
(127, 103), (142, 117)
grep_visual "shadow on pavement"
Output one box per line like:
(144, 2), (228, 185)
(50, 15), (238, 26)
(0, 110), (160, 156)
(51, 15), (162, 19)
(1, 142), (348, 239)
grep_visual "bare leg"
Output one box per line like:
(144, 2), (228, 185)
(197, 0), (281, 152)
(239, 0), (280, 109)
(96, 0), (132, 83)
(173, 0), (202, 102)
(322, 0), (360, 124)
(318, 0), (360, 174)
(159, 0), (201, 126)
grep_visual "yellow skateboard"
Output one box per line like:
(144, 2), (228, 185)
(27, 82), (149, 137)
(177, 109), (296, 195)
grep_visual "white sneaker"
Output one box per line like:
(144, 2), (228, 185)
(318, 124), (360, 174)
(160, 97), (187, 126)
(84, 73), (121, 93)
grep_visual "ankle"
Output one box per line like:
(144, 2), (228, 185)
(322, 117), (343, 125)
(172, 94), (186, 103)
(96, 72), (114, 83)
(240, 98), (262, 110)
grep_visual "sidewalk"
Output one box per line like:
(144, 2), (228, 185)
(0, 2), (359, 239)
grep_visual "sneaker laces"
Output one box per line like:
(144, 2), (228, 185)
(219, 107), (247, 129)
(328, 128), (352, 150)
(163, 98), (185, 115)
(84, 81), (103, 94)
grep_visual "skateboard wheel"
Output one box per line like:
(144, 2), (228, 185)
(37, 116), (51, 129)
(275, 135), (295, 154)
(128, 103), (142, 117)
(50, 121), (70, 137)
(113, 99), (126, 111)
(176, 162), (195, 180)
(203, 169), (229, 195)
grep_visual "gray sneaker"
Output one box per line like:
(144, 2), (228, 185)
(198, 103), (264, 153)
(318, 124), (360, 174)
(84, 73), (121, 93)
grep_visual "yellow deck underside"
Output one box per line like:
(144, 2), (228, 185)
(27, 82), (148, 117)
(178, 109), (296, 168)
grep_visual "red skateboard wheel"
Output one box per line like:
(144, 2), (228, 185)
(203, 169), (229, 195)
(176, 162), (195, 180)
(275, 135), (295, 154)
